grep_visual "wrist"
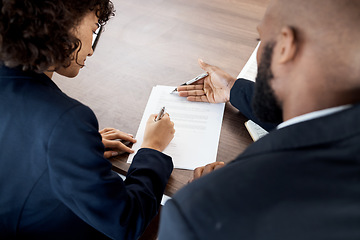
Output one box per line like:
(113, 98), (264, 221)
(140, 143), (162, 152)
(225, 77), (237, 102)
(227, 76), (237, 90)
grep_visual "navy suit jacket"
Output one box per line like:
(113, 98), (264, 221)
(0, 66), (173, 239)
(158, 78), (360, 240)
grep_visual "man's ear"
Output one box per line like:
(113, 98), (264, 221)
(277, 26), (297, 64)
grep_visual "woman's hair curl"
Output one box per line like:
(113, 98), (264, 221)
(0, 0), (114, 72)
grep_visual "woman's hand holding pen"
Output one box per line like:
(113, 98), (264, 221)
(177, 59), (237, 103)
(100, 128), (137, 158)
(141, 113), (175, 152)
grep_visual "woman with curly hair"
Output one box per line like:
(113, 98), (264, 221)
(0, 0), (175, 239)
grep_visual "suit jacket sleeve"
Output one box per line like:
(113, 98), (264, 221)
(230, 78), (277, 131)
(47, 104), (173, 240)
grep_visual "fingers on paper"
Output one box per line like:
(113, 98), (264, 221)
(179, 89), (205, 97)
(177, 85), (207, 102)
(187, 95), (209, 102)
(177, 84), (203, 92)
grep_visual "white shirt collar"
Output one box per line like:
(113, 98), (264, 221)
(277, 104), (352, 129)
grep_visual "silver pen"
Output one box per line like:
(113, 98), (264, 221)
(155, 106), (166, 122)
(171, 72), (209, 93)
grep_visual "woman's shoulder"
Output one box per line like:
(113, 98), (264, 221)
(1, 65), (94, 124)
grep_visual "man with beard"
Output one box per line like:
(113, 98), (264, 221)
(158, 0), (360, 239)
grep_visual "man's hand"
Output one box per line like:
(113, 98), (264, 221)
(189, 161), (225, 183)
(100, 128), (137, 158)
(177, 59), (237, 103)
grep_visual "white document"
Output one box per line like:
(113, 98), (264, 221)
(127, 85), (225, 170)
(237, 42), (260, 82)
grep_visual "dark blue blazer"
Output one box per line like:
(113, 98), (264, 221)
(158, 79), (360, 240)
(0, 66), (173, 239)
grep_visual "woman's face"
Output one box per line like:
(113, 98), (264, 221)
(55, 11), (100, 78)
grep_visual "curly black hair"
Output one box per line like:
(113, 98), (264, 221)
(0, 0), (114, 72)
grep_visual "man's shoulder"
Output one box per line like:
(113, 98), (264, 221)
(169, 144), (360, 239)
(165, 104), (360, 239)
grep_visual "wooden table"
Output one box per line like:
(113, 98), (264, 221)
(53, 0), (268, 238)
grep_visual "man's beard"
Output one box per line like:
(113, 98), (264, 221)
(252, 42), (283, 124)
